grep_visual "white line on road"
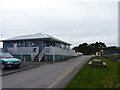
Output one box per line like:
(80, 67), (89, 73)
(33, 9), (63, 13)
(48, 59), (84, 88)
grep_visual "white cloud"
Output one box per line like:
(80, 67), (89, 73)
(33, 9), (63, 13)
(1, 0), (119, 10)
(0, 0), (118, 48)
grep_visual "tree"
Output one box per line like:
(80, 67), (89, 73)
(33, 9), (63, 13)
(72, 42), (107, 55)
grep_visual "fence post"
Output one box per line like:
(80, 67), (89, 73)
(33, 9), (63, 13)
(53, 54), (55, 62)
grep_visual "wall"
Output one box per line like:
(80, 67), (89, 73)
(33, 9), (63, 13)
(45, 54), (74, 61)
(3, 41), (13, 52)
(3, 39), (72, 61)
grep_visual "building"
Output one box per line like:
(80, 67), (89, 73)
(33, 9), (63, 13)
(1, 33), (79, 61)
(0, 48), (2, 52)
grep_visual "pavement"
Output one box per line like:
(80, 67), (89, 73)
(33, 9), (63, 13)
(1, 61), (50, 76)
(2, 55), (92, 89)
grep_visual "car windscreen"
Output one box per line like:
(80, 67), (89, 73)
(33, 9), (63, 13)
(0, 52), (13, 58)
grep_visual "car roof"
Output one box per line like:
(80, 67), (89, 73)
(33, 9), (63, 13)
(0, 52), (13, 58)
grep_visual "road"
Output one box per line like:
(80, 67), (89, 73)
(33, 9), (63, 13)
(2, 55), (91, 89)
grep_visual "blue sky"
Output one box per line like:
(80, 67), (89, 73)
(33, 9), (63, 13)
(0, 0), (119, 48)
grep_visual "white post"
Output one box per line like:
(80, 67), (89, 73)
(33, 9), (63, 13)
(30, 45), (32, 61)
(22, 40), (25, 61)
(53, 54), (55, 62)
(38, 51), (40, 62)
(21, 46), (22, 60)
(44, 47), (46, 61)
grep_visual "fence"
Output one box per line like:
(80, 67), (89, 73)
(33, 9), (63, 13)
(45, 46), (79, 56)
(7, 47), (39, 55)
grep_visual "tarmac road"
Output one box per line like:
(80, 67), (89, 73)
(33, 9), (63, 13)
(2, 55), (92, 89)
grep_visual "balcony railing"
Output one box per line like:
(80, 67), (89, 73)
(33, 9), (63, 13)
(7, 46), (79, 57)
(7, 47), (39, 55)
(45, 46), (79, 56)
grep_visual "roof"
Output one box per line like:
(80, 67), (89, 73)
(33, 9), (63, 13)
(1, 33), (71, 45)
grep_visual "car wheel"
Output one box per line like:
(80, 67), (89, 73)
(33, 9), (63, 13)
(2, 64), (6, 70)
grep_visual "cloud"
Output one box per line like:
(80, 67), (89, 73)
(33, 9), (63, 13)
(0, 1), (118, 48)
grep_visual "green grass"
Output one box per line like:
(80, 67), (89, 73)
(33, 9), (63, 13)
(103, 55), (120, 60)
(66, 56), (119, 88)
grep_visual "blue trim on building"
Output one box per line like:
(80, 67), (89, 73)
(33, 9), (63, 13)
(3, 38), (71, 61)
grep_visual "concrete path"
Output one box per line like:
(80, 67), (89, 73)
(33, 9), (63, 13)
(2, 55), (91, 89)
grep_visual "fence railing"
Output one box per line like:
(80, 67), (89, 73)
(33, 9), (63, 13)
(39, 47), (46, 61)
(45, 46), (79, 56)
(7, 47), (39, 55)
(7, 46), (80, 57)
(31, 48), (39, 61)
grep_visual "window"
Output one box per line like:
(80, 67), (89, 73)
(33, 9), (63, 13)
(33, 48), (36, 52)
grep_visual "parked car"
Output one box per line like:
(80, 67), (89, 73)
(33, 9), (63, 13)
(79, 52), (83, 55)
(0, 52), (21, 69)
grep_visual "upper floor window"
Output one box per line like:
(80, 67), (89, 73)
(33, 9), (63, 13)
(66, 45), (70, 50)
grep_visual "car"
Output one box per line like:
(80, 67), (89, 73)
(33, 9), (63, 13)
(0, 52), (22, 69)
(79, 52), (83, 55)
(76, 52), (83, 56)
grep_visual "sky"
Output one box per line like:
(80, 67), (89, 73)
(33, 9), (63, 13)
(0, 0), (119, 48)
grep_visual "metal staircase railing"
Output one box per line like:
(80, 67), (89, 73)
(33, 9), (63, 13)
(31, 48), (39, 61)
(39, 47), (46, 62)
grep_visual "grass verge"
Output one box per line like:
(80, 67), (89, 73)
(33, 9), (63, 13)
(65, 56), (119, 88)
